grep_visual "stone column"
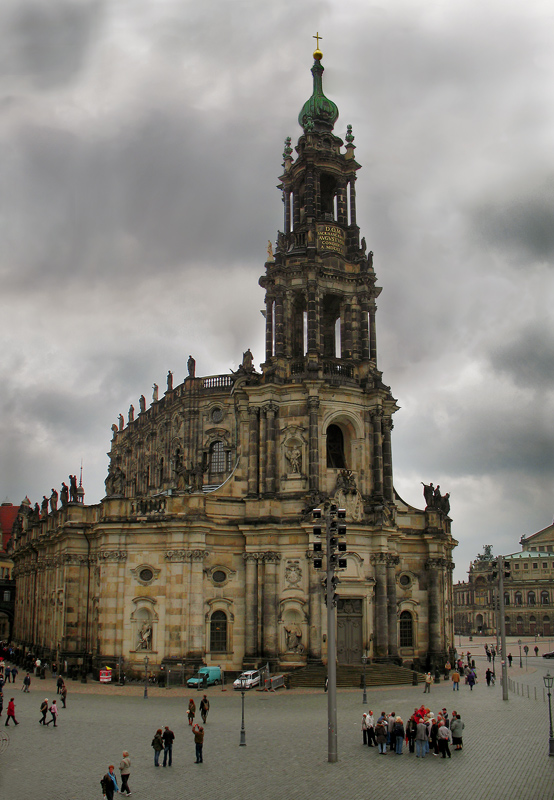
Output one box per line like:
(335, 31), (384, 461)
(426, 558), (445, 657)
(265, 297), (274, 361)
(306, 169), (315, 217)
(307, 281), (318, 354)
(284, 190), (291, 233)
(274, 293), (285, 357)
(351, 298), (360, 361)
(188, 549), (208, 661)
(382, 418), (394, 502)
(243, 554), (258, 659)
(371, 408), (383, 497)
(308, 397), (320, 493)
(349, 177), (357, 226)
(247, 407), (259, 496)
(342, 303), (352, 359)
(369, 302), (377, 364)
(372, 554), (388, 658)
(307, 551), (322, 660)
(293, 186), (301, 229)
(386, 555), (399, 658)
(259, 408), (267, 494)
(337, 181), (348, 225)
(360, 301), (370, 360)
(265, 404), (277, 495)
(262, 553), (280, 660)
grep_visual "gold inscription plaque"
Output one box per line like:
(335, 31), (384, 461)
(317, 224), (345, 255)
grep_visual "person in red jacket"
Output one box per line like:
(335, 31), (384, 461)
(5, 697), (18, 726)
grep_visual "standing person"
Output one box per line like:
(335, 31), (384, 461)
(57, 675), (64, 694)
(187, 698), (196, 726)
(366, 711), (376, 747)
(10, 666), (18, 684)
(451, 669), (460, 691)
(23, 673), (31, 692)
(485, 667), (492, 686)
(361, 712), (370, 746)
(415, 718), (428, 758)
(39, 698), (48, 725)
(406, 715), (417, 754)
(0, 689), (3, 718)
(375, 717), (387, 754)
(535, 645), (539, 657)
(444, 659), (451, 678)
(119, 751), (131, 796)
(60, 683), (67, 708)
(45, 699), (58, 726)
(4, 697), (18, 726)
(394, 716), (405, 754)
(450, 712), (465, 750)
(200, 694), (210, 723)
(438, 721), (452, 758)
(100, 765), (118, 800)
(467, 669), (476, 691)
(151, 729), (163, 766)
(192, 723), (204, 763)
(423, 672), (432, 693)
(429, 718), (439, 756)
(508, 652), (513, 667)
(388, 711), (397, 752)
(162, 726), (175, 767)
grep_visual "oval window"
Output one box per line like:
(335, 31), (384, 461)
(139, 568), (154, 582)
(212, 570), (226, 583)
(399, 574), (411, 587)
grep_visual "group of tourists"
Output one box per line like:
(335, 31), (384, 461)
(362, 705), (465, 759)
(100, 753), (132, 800)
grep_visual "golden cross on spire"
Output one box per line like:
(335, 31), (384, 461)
(313, 31), (322, 49)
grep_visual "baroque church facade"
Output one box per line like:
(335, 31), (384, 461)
(10, 51), (457, 676)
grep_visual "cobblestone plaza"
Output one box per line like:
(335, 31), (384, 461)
(2, 638), (554, 800)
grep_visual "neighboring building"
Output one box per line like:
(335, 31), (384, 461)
(10, 49), (457, 677)
(454, 524), (554, 637)
(0, 500), (19, 641)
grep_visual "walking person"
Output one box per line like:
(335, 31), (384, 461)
(5, 697), (18, 726)
(423, 672), (432, 693)
(162, 726), (175, 766)
(451, 669), (460, 691)
(508, 653), (513, 667)
(187, 698), (196, 725)
(151, 729), (163, 766)
(467, 669), (476, 690)
(119, 751), (131, 796)
(45, 699), (58, 726)
(22, 673), (31, 692)
(60, 683), (67, 708)
(192, 723), (204, 763)
(200, 694), (210, 723)
(485, 667), (492, 687)
(10, 666), (18, 684)
(56, 675), (64, 695)
(100, 765), (118, 800)
(39, 697), (48, 725)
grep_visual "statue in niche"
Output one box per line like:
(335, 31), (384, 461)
(285, 446), (302, 475)
(334, 469), (363, 522)
(69, 475), (79, 503)
(60, 482), (69, 507)
(187, 355), (196, 378)
(136, 620), (152, 650)
(167, 371), (173, 392)
(49, 488), (58, 514)
(41, 495), (49, 517)
(152, 383), (159, 403)
(284, 626), (304, 653)
(139, 395), (146, 413)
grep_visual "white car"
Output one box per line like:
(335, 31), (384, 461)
(233, 670), (261, 690)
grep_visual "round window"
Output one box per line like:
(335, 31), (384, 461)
(212, 570), (226, 583)
(139, 568), (154, 582)
(211, 407), (223, 423)
(399, 574), (411, 587)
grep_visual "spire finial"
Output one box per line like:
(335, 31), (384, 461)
(312, 31), (323, 61)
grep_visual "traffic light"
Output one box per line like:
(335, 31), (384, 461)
(503, 560), (511, 580)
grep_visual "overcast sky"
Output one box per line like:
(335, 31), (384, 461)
(1, 0), (553, 581)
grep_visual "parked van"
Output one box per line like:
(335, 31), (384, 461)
(187, 665), (222, 688)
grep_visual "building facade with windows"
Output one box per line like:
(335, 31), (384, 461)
(10, 51), (456, 677)
(0, 501), (18, 641)
(454, 523), (554, 637)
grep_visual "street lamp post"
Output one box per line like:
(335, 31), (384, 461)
(239, 677), (247, 746)
(543, 673), (554, 756)
(361, 656), (367, 705)
(144, 656), (149, 699)
(518, 640), (523, 669)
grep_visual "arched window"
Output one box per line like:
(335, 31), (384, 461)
(528, 591), (536, 606)
(210, 610), (227, 653)
(327, 424), (346, 468)
(541, 591), (549, 605)
(504, 593), (510, 606)
(505, 616), (511, 635)
(399, 610), (413, 648)
(515, 592), (522, 606)
(209, 441), (226, 475)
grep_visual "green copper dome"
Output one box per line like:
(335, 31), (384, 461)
(298, 58), (339, 133)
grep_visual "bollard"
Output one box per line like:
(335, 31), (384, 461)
(412, 671), (418, 686)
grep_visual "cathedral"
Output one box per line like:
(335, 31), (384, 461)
(10, 48), (457, 677)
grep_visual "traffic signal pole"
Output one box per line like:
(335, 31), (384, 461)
(326, 508), (338, 763)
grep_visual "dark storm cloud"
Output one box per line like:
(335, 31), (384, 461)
(1, 0), (105, 90)
(489, 322), (554, 390)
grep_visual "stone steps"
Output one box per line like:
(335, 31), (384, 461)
(287, 662), (423, 688)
